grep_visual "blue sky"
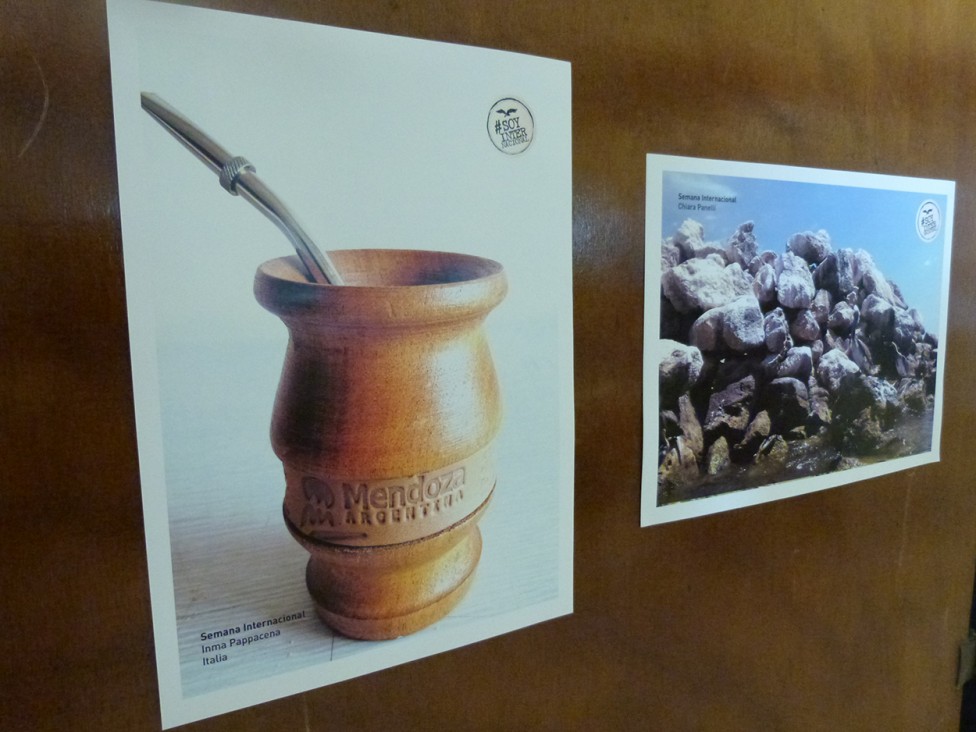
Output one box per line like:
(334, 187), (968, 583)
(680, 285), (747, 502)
(661, 172), (949, 334)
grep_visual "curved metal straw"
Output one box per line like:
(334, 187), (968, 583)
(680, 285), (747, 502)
(140, 92), (343, 285)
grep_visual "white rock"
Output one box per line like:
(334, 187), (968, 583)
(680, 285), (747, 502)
(777, 251), (816, 309)
(817, 348), (862, 393)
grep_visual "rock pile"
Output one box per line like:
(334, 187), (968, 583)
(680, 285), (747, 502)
(658, 219), (937, 494)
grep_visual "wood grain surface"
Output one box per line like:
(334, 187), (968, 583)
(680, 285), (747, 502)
(3, 1), (976, 730)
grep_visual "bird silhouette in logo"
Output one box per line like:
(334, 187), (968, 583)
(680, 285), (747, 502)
(496, 108), (518, 117)
(922, 206), (934, 216)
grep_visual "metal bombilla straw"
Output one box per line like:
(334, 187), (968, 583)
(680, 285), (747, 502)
(140, 92), (344, 286)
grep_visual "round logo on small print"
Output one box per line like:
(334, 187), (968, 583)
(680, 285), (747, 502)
(916, 199), (942, 242)
(487, 98), (534, 154)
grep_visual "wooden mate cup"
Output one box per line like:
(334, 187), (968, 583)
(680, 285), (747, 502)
(254, 249), (507, 639)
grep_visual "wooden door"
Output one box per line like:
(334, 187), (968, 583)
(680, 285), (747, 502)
(2, 1), (974, 729)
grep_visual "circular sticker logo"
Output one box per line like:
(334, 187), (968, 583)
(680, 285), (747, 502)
(916, 199), (942, 242)
(487, 98), (534, 154)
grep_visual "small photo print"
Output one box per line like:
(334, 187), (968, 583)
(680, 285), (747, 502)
(642, 155), (954, 526)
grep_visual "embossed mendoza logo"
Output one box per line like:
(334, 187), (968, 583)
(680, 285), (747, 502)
(300, 466), (467, 531)
(488, 97), (534, 154)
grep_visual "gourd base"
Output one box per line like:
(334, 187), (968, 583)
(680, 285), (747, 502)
(293, 494), (490, 640)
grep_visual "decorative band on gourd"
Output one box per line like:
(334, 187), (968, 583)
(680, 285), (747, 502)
(281, 445), (496, 547)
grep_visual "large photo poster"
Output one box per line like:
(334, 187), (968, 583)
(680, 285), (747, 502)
(108, 1), (573, 726)
(642, 155), (954, 526)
